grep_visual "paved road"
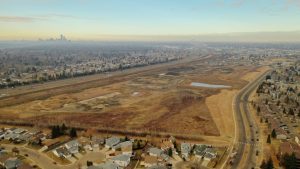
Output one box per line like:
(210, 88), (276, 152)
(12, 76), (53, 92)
(232, 70), (271, 169)
(2, 144), (60, 169)
(1, 144), (105, 169)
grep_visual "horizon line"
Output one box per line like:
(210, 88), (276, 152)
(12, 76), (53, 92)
(1, 30), (300, 42)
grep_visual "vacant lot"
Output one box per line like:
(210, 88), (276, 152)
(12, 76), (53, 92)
(0, 58), (266, 138)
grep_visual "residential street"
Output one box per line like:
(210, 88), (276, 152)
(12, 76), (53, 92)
(1, 143), (105, 169)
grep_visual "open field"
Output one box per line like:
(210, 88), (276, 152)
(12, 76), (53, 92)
(0, 57), (268, 139)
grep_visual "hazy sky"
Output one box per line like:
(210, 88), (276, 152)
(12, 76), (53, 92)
(1, 0), (300, 41)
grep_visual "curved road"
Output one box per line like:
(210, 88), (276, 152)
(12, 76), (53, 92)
(1, 144), (105, 169)
(232, 69), (271, 169)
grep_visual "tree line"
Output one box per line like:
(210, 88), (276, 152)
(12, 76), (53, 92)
(51, 123), (77, 139)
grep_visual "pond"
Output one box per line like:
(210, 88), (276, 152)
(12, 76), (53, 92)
(191, 82), (231, 88)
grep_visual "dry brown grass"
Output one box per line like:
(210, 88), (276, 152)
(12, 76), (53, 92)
(206, 89), (237, 140)
(0, 59), (266, 141)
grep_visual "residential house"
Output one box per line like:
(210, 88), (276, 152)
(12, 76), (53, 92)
(78, 136), (93, 151)
(12, 128), (26, 134)
(91, 137), (104, 148)
(84, 144), (93, 151)
(194, 144), (208, 159)
(160, 140), (174, 151)
(35, 133), (47, 141)
(275, 128), (288, 140)
(78, 136), (90, 146)
(28, 129), (42, 136)
(65, 140), (80, 154)
(148, 147), (169, 162)
(4, 158), (22, 169)
(53, 147), (72, 158)
(4, 133), (19, 141)
(18, 132), (33, 142)
(105, 137), (120, 149)
(110, 154), (131, 167)
(181, 143), (192, 160)
(5, 128), (16, 134)
(168, 136), (176, 143)
(160, 154), (170, 162)
(96, 161), (120, 169)
(119, 141), (133, 155)
(203, 148), (217, 162)
(149, 148), (163, 157)
(204, 153), (216, 162)
(65, 140), (80, 149)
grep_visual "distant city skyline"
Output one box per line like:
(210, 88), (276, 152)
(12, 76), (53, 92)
(1, 0), (300, 41)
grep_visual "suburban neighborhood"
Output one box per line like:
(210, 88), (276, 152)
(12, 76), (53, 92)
(252, 61), (300, 168)
(0, 125), (226, 169)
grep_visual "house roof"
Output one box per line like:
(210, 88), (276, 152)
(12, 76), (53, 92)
(78, 136), (90, 145)
(19, 133), (32, 141)
(4, 133), (19, 140)
(112, 141), (132, 150)
(160, 154), (169, 161)
(204, 152), (216, 159)
(97, 161), (119, 169)
(194, 145), (208, 155)
(148, 148), (163, 156)
(205, 148), (217, 155)
(56, 147), (71, 156)
(92, 137), (104, 144)
(65, 140), (80, 148)
(13, 128), (26, 134)
(68, 146), (78, 153)
(105, 137), (120, 147)
(28, 129), (41, 135)
(275, 128), (288, 136)
(160, 140), (173, 150)
(111, 154), (131, 162)
(181, 143), (191, 154)
(119, 141), (132, 147)
(121, 142), (132, 153)
(169, 136), (176, 142)
(4, 158), (22, 169)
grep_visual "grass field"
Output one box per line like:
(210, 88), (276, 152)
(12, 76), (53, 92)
(0, 57), (268, 140)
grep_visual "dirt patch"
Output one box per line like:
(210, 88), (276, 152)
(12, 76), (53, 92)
(206, 89), (237, 139)
(241, 66), (270, 82)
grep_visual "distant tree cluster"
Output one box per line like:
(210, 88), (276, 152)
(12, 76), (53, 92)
(281, 153), (298, 169)
(260, 157), (274, 169)
(51, 123), (77, 138)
